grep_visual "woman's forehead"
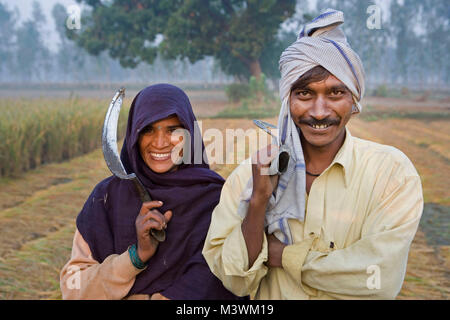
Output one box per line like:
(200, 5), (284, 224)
(149, 115), (182, 127)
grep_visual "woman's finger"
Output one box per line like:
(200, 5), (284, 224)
(163, 210), (173, 225)
(142, 218), (164, 232)
(139, 201), (163, 215)
(143, 210), (165, 225)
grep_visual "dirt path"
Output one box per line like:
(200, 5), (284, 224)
(0, 109), (448, 299)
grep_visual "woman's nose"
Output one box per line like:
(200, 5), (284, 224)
(151, 130), (170, 149)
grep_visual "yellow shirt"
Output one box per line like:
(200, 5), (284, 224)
(202, 128), (424, 299)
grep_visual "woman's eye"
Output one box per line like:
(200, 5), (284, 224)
(168, 127), (183, 133)
(142, 127), (154, 135)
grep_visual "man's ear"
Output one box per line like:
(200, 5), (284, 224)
(351, 104), (360, 115)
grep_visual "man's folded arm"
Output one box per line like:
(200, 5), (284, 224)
(282, 174), (423, 299)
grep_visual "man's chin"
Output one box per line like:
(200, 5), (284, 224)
(301, 127), (346, 149)
(303, 138), (333, 149)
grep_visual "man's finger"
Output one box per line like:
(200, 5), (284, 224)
(258, 144), (279, 166)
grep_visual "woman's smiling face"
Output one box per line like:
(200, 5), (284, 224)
(138, 115), (185, 173)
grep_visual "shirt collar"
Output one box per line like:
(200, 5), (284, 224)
(330, 126), (354, 188)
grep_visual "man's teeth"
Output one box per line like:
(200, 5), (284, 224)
(311, 124), (330, 129)
(150, 152), (170, 158)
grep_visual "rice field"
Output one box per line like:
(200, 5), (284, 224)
(0, 97), (129, 178)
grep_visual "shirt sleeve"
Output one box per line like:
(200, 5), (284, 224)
(202, 162), (269, 297)
(282, 171), (424, 299)
(60, 229), (145, 300)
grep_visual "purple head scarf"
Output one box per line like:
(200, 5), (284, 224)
(76, 84), (240, 299)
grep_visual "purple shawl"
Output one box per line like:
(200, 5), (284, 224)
(76, 84), (240, 299)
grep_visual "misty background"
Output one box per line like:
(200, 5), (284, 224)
(0, 0), (448, 92)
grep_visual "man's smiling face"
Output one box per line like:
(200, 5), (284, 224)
(290, 70), (355, 149)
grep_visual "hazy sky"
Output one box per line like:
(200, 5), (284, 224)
(6, 0), (79, 51)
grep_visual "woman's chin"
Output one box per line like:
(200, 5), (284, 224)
(142, 151), (183, 173)
(147, 160), (177, 173)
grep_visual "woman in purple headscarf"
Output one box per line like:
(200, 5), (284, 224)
(60, 84), (240, 300)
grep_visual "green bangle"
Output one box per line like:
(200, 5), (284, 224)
(128, 244), (146, 269)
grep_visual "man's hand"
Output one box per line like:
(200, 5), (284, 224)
(135, 201), (172, 263)
(251, 144), (280, 203)
(267, 234), (287, 268)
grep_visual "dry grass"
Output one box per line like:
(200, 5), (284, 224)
(0, 148), (110, 299)
(398, 230), (449, 299)
(348, 116), (449, 205)
(0, 95), (448, 299)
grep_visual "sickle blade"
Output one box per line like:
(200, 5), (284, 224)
(253, 119), (290, 174)
(102, 88), (134, 180)
(253, 119), (278, 138)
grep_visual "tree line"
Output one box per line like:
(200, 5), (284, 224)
(0, 1), (231, 85)
(0, 0), (448, 90)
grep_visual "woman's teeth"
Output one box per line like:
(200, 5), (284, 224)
(150, 152), (171, 159)
(311, 124), (330, 129)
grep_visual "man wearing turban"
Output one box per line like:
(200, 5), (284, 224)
(202, 9), (423, 299)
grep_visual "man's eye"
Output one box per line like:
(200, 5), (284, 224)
(297, 90), (310, 97)
(331, 90), (345, 96)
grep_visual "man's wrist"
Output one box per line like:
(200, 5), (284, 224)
(249, 193), (270, 208)
(267, 234), (287, 268)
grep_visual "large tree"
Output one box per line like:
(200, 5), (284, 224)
(69, 0), (296, 79)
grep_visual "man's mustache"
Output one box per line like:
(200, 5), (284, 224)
(297, 117), (341, 126)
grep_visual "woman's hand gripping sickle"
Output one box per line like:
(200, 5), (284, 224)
(135, 201), (173, 263)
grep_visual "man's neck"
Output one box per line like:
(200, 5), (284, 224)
(301, 129), (346, 174)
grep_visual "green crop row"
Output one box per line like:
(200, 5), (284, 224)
(0, 97), (129, 178)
